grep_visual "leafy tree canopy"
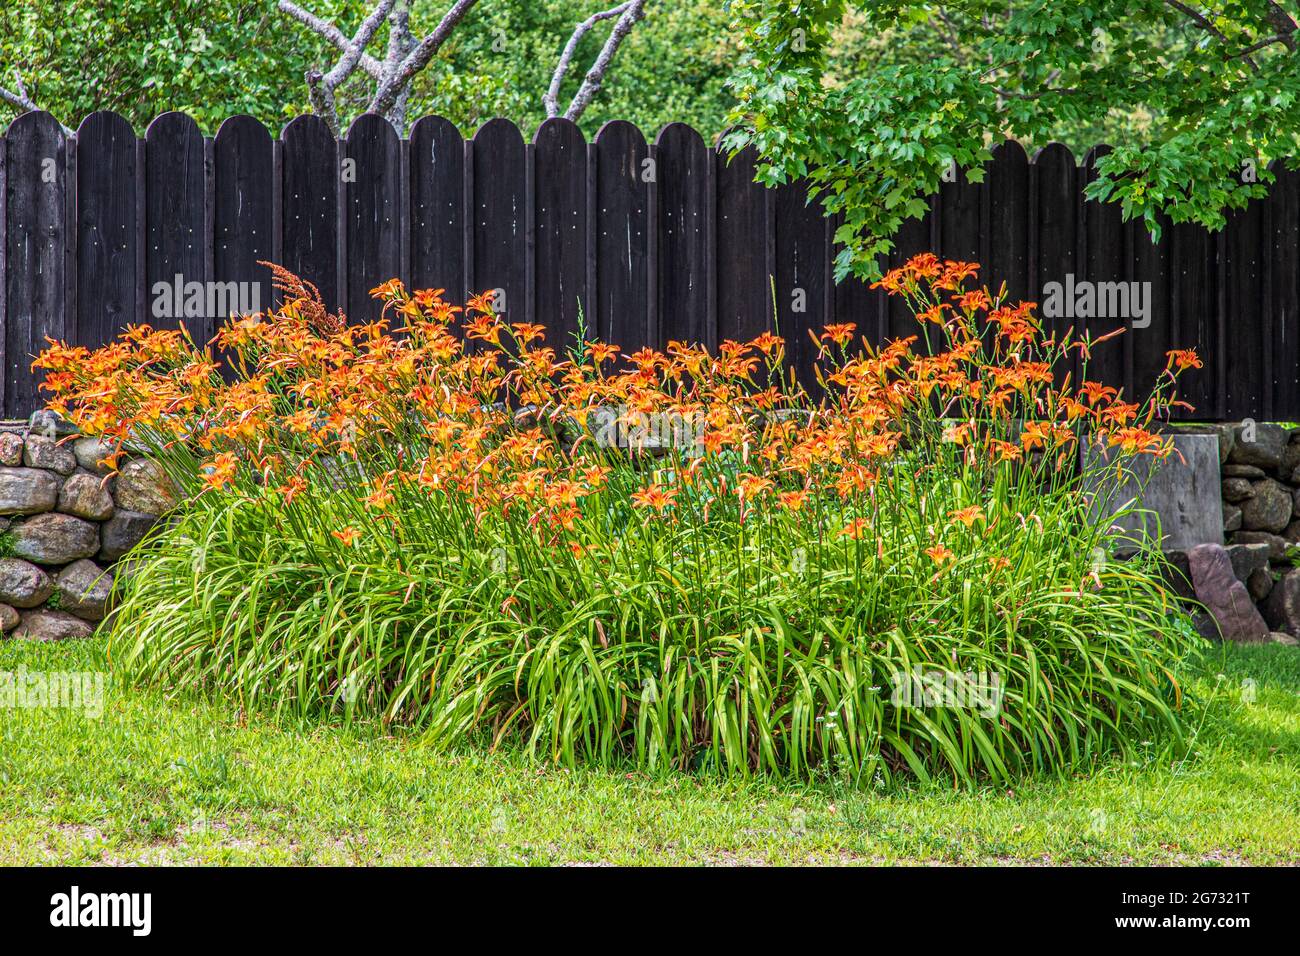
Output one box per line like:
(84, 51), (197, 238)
(0, 0), (738, 138)
(725, 1), (1300, 279)
(0, 1), (321, 132)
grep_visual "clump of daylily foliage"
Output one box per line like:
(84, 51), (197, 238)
(36, 255), (1205, 785)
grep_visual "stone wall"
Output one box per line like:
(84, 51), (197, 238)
(1217, 423), (1300, 640)
(4, 411), (1298, 646)
(1163, 423), (1300, 644)
(0, 416), (174, 641)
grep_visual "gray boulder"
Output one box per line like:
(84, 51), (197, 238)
(0, 557), (53, 608)
(54, 559), (114, 622)
(0, 433), (22, 466)
(1222, 464), (1266, 479)
(584, 405), (675, 455)
(1230, 530), (1293, 562)
(13, 608), (94, 641)
(9, 513), (99, 564)
(22, 435), (77, 475)
(1240, 479), (1293, 533)
(0, 603), (18, 632)
(1280, 440), (1300, 481)
(98, 510), (158, 561)
(1223, 505), (1242, 533)
(1230, 423), (1287, 470)
(1191, 610), (1222, 641)
(1188, 543), (1270, 642)
(72, 436), (118, 476)
(1247, 567), (1274, 603)
(1226, 542), (1271, 583)
(27, 409), (79, 437)
(57, 472), (115, 521)
(0, 467), (60, 515)
(114, 458), (177, 515)
(1263, 568), (1300, 638)
(1221, 478), (1254, 503)
(1214, 424), (1235, 465)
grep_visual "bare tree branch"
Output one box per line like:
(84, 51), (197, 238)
(278, 0), (644, 134)
(277, 0), (383, 78)
(303, 67), (338, 134)
(279, 0), (396, 135)
(1229, 32), (1294, 58)
(383, 1), (416, 132)
(369, 0), (480, 119)
(546, 2), (633, 118)
(562, 0), (648, 121)
(1263, 1), (1297, 51)
(0, 67), (72, 133)
(325, 0), (397, 90)
(0, 85), (37, 114)
(1, 64), (42, 114)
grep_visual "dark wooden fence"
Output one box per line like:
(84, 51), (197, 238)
(2, 109), (1297, 420)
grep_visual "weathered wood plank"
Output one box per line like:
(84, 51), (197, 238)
(76, 111), (138, 352)
(775, 179), (828, 394)
(472, 119), (529, 328)
(409, 115), (466, 306)
(144, 112), (207, 341)
(213, 115), (274, 330)
(1268, 160), (1299, 421)
(4, 111), (67, 417)
(1169, 221), (1217, 420)
(533, 117), (587, 351)
(1222, 198), (1266, 421)
(987, 140), (1030, 309)
(1080, 145), (1130, 400)
(593, 120), (650, 349)
(345, 113), (402, 325)
(280, 114), (340, 313)
(655, 123), (711, 348)
(716, 139), (773, 344)
(1032, 143), (1078, 386)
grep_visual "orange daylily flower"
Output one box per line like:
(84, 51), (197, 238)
(778, 490), (808, 512)
(839, 518), (870, 540)
(925, 544), (954, 566)
(821, 323), (856, 347)
(631, 483), (677, 513)
(202, 453), (238, 490)
(948, 506), (983, 528)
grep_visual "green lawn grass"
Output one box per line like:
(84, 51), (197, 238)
(1, 637), (1297, 865)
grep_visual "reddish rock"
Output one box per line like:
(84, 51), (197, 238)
(13, 608), (94, 641)
(1188, 543), (1269, 643)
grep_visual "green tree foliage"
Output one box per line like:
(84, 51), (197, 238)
(725, 1), (1300, 279)
(0, 0), (738, 138)
(0, 1), (327, 131)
